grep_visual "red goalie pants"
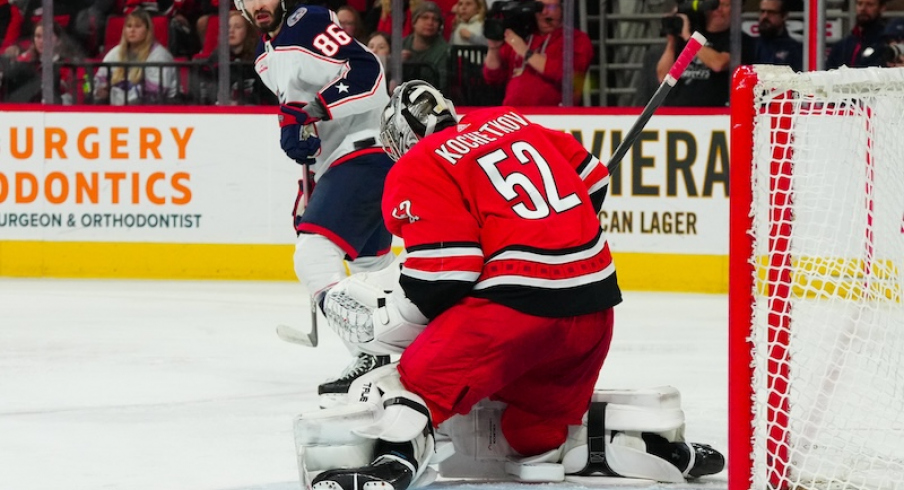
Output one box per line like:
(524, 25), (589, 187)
(398, 297), (614, 457)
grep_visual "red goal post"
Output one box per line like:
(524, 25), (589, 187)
(729, 65), (904, 490)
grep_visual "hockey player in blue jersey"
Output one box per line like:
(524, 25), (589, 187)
(234, 0), (396, 403)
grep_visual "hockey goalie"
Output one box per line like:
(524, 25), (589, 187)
(292, 81), (725, 490)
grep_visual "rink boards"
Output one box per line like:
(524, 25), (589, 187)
(0, 106), (730, 293)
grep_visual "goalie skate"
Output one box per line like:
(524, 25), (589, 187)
(636, 433), (725, 479)
(312, 457), (413, 490)
(319, 353), (391, 407)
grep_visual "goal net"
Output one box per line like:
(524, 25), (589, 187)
(729, 65), (904, 490)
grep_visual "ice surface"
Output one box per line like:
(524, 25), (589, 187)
(0, 279), (728, 490)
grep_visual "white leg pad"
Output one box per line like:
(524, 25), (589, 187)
(436, 400), (511, 479)
(598, 432), (686, 483)
(562, 386), (689, 483)
(504, 446), (566, 482)
(352, 390), (430, 443)
(590, 386), (685, 441)
(435, 387), (689, 483)
(346, 364), (399, 406)
(293, 402), (378, 489)
(344, 366), (437, 488)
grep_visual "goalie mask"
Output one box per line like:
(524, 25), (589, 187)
(380, 80), (458, 162)
(234, 0), (287, 27)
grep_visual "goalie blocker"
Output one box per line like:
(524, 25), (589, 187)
(293, 370), (724, 490)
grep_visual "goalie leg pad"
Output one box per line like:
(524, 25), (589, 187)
(436, 399), (511, 480)
(561, 386), (689, 483)
(504, 446), (566, 482)
(294, 402), (379, 489)
(322, 366), (435, 490)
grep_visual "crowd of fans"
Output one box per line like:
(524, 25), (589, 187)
(0, 0), (903, 107)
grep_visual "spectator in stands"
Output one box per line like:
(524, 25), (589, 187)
(826, 0), (887, 69)
(369, 0), (413, 38)
(657, 0), (731, 106)
(449, 0), (486, 45)
(632, 44), (663, 106)
(367, 30), (394, 91)
(742, 0), (803, 72)
(367, 30), (391, 58)
(195, 9), (274, 104)
(3, 21), (84, 103)
(166, 0), (203, 58)
(877, 17), (904, 67)
(337, 5), (368, 44)
(71, 0), (114, 58)
(18, 0), (91, 24)
(193, 0), (222, 49)
(401, 1), (449, 89)
(482, 0), (593, 106)
(0, 0), (24, 54)
(93, 8), (178, 105)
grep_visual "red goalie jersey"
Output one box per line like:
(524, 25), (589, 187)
(382, 106), (622, 320)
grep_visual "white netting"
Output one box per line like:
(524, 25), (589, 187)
(748, 66), (904, 490)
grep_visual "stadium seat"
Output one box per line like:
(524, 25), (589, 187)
(152, 15), (169, 48)
(103, 15), (124, 54)
(174, 56), (190, 97)
(29, 14), (70, 28)
(446, 46), (504, 106)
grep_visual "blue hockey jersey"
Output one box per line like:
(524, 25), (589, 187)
(254, 5), (389, 178)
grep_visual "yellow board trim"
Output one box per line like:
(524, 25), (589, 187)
(755, 255), (902, 302)
(0, 241), (297, 280)
(0, 241), (730, 293)
(612, 251), (728, 293)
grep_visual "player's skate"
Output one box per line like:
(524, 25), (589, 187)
(318, 353), (391, 407)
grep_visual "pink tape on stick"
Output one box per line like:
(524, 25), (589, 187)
(666, 31), (707, 86)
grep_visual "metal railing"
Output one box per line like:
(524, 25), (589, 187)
(11, 0), (890, 108)
(0, 59), (273, 106)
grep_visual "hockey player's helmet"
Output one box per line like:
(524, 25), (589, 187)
(380, 80), (458, 162)
(234, 0), (287, 25)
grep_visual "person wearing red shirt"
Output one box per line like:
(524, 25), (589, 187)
(482, 0), (592, 106)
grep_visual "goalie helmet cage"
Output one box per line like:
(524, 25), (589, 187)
(728, 65), (904, 490)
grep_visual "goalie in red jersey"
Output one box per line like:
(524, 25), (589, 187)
(293, 81), (725, 490)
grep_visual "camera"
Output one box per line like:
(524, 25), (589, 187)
(879, 43), (904, 64)
(484, 0), (542, 42)
(660, 0), (719, 36)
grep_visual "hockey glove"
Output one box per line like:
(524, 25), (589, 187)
(279, 102), (322, 165)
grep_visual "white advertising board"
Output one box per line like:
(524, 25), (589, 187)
(0, 108), (731, 284)
(0, 110), (301, 244)
(530, 113), (730, 255)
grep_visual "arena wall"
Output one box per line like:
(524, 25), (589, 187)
(0, 105), (730, 292)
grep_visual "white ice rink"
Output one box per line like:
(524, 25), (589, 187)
(0, 278), (728, 490)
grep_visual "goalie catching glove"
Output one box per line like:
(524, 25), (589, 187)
(323, 274), (429, 355)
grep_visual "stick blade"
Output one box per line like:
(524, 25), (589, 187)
(276, 324), (318, 347)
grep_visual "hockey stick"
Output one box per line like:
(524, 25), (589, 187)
(277, 161), (320, 348)
(302, 166), (319, 347)
(605, 31), (706, 173)
(276, 38), (703, 347)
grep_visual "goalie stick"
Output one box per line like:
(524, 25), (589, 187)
(605, 31), (706, 173)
